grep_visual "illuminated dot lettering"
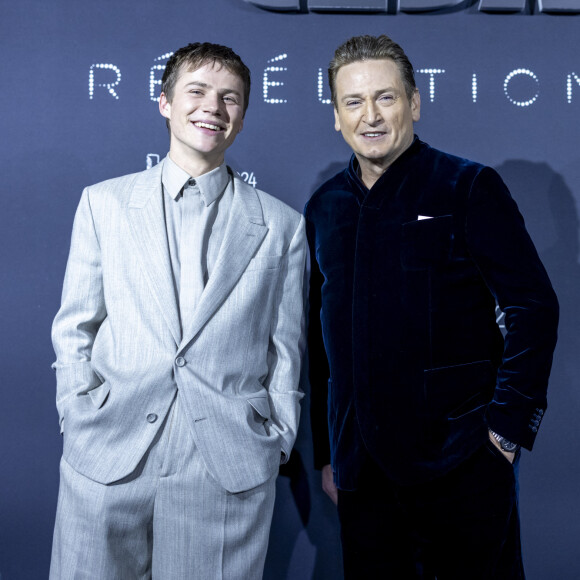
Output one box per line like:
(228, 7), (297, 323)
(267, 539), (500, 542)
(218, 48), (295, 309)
(150, 52), (174, 102)
(503, 69), (539, 107)
(146, 154), (160, 169)
(472, 73), (478, 103)
(89, 64), (122, 100)
(318, 68), (332, 104)
(263, 54), (288, 104)
(240, 171), (257, 187)
(567, 73), (580, 103)
(416, 69), (445, 102)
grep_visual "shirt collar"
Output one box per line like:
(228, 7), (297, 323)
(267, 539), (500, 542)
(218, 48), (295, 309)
(194, 163), (229, 206)
(162, 155), (191, 200)
(162, 155), (229, 206)
(347, 134), (421, 194)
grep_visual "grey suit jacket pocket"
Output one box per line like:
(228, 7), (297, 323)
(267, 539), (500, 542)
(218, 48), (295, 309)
(87, 381), (111, 409)
(244, 255), (281, 272)
(248, 396), (271, 420)
(247, 396), (273, 439)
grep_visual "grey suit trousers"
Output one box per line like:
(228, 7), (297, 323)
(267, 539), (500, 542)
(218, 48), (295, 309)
(50, 396), (277, 580)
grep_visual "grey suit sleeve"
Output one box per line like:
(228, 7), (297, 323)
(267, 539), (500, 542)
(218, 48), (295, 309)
(264, 215), (308, 463)
(52, 187), (107, 430)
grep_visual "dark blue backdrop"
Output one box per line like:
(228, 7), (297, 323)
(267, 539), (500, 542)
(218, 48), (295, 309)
(2, 1), (579, 577)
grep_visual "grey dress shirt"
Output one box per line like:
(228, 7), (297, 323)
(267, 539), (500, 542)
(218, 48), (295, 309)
(161, 155), (233, 335)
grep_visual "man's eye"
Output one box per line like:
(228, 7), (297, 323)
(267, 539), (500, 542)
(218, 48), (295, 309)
(224, 96), (238, 104)
(346, 100), (361, 107)
(379, 95), (395, 103)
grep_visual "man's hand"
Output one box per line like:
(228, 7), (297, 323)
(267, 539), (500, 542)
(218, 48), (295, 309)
(488, 431), (516, 464)
(322, 464), (338, 505)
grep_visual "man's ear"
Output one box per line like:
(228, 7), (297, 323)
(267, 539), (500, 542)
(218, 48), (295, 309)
(411, 89), (421, 123)
(159, 92), (171, 120)
(334, 107), (341, 133)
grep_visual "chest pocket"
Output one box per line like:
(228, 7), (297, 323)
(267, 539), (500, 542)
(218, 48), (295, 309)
(244, 255), (281, 272)
(400, 215), (453, 271)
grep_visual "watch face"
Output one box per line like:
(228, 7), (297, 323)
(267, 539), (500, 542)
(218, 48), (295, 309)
(500, 439), (518, 453)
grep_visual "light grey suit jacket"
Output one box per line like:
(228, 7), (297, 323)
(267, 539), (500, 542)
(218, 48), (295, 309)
(52, 159), (307, 493)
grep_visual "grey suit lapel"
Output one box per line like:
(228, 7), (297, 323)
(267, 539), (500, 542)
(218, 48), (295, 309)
(178, 174), (268, 352)
(126, 160), (181, 346)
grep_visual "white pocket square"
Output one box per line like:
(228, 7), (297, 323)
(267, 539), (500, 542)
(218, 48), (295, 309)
(418, 215), (433, 220)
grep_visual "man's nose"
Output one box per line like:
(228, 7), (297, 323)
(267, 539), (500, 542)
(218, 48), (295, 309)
(363, 100), (381, 124)
(202, 92), (222, 115)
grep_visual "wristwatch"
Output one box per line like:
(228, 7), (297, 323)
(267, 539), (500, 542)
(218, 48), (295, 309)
(489, 430), (519, 453)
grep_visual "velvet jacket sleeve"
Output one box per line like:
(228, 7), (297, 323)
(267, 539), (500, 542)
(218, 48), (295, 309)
(305, 214), (332, 469)
(466, 167), (559, 450)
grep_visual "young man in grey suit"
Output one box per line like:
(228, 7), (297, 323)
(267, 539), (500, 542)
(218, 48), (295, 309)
(51, 42), (307, 579)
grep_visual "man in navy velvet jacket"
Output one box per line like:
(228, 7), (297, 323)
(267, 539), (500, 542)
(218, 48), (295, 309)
(305, 34), (558, 579)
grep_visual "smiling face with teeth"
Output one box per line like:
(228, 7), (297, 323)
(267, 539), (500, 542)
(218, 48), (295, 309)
(333, 58), (421, 189)
(159, 62), (245, 177)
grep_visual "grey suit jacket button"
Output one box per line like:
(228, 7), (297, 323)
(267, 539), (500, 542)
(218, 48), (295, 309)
(175, 357), (186, 367)
(147, 413), (158, 423)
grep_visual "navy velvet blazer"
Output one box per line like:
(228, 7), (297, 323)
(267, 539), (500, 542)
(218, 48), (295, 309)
(305, 137), (559, 489)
